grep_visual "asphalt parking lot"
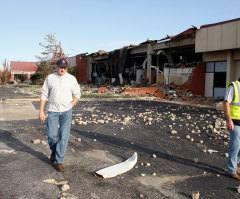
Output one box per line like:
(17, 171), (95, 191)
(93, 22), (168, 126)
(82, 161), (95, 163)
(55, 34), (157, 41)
(1, 86), (240, 199)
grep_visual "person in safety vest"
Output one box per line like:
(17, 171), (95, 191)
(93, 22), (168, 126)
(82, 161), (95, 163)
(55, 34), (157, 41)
(223, 78), (240, 181)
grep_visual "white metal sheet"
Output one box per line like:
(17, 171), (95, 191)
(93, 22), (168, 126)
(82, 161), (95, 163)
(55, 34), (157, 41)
(95, 152), (137, 178)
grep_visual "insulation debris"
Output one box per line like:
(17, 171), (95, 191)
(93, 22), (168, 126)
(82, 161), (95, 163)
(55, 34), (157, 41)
(95, 152), (137, 178)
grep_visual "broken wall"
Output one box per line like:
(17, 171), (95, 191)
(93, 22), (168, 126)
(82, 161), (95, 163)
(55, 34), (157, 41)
(182, 62), (205, 96)
(164, 67), (194, 85)
(164, 62), (205, 96)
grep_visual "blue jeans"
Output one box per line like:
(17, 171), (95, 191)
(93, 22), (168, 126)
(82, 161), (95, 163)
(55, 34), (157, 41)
(228, 125), (240, 174)
(46, 109), (72, 164)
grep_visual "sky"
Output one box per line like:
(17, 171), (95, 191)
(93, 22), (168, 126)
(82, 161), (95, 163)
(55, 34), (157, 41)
(1, 0), (240, 66)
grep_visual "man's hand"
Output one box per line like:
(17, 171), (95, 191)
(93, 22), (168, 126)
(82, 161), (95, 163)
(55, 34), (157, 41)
(39, 111), (46, 122)
(39, 99), (46, 122)
(72, 97), (79, 108)
(227, 119), (234, 131)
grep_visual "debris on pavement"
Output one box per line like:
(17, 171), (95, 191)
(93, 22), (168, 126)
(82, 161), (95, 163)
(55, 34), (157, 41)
(41, 140), (47, 145)
(192, 191), (200, 199)
(237, 185), (240, 193)
(43, 179), (68, 185)
(0, 85), (235, 199)
(32, 139), (41, 144)
(61, 184), (70, 192)
(193, 158), (199, 163)
(152, 173), (157, 176)
(79, 82), (218, 106)
(0, 149), (16, 154)
(208, 149), (218, 154)
(95, 152), (137, 178)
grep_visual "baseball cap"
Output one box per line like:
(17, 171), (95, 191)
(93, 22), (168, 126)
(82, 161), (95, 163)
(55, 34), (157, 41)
(56, 58), (69, 68)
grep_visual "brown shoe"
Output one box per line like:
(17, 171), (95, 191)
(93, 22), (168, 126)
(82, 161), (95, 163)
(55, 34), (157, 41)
(230, 173), (240, 181)
(50, 152), (56, 163)
(57, 163), (65, 172)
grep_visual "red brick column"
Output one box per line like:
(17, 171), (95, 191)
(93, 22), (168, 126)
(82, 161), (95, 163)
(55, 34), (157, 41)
(26, 73), (31, 80)
(10, 72), (14, 82)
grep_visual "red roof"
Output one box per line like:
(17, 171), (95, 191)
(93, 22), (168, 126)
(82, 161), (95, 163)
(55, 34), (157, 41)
(11, 61), (41, 73)
(170, 27), (197, 40)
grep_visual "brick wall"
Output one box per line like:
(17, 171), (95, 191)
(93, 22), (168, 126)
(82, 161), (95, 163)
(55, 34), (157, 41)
(182, 62), (205, 96)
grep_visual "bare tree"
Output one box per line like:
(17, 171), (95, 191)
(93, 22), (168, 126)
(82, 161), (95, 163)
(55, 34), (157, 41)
(35, 33), (66, 84)
(36, 33), (65, 63)
(0, 59), (9, 85)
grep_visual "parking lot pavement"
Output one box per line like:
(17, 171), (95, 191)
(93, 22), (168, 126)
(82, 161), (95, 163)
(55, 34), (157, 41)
(1, 86), (240, 198)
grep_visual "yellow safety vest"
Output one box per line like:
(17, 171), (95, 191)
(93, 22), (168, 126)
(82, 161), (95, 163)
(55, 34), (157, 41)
(227, 81), (240, 120)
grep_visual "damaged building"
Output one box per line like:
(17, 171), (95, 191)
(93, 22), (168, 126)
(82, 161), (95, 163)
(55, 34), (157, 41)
(74, 27), (203, 96)
(71, 17), (240, 99)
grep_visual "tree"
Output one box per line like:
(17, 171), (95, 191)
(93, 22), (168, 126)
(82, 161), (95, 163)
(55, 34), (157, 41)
(36, 33), (66, 84)
(36, 33), (65, 63)
(0, 59), (9, 85)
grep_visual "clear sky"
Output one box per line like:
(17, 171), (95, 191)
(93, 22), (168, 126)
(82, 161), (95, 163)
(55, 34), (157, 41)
(1, 0), (240, 66)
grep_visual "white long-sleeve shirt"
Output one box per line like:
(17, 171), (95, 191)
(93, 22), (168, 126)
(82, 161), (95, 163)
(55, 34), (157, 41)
(40, 72), (81, 112)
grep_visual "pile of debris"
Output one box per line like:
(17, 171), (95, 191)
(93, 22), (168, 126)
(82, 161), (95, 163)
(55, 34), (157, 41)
(80, 82), (216, 105)
(158, 84), (203, 101)
(81, 84), (122, 96)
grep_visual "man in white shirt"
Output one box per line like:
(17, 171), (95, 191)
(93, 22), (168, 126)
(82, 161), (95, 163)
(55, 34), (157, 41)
(39, 58), (81, 172)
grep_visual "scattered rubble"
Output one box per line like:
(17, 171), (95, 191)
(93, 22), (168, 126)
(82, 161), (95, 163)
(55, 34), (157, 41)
(171, 130), (177, 135)
(80, 83), (217, 105)
(192, 191), (200, 199)
(32, 139), (41, 144)
(41, 140), (47, 145)
(208, 149), (218, 154)
(43, 179), (68, 185)
(193, 158), (199, 163)
(237, 185), (240, 193)
(61, 184), (70, 192)
(71, 101), (229, 154)
(0, 149), (16, 154)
